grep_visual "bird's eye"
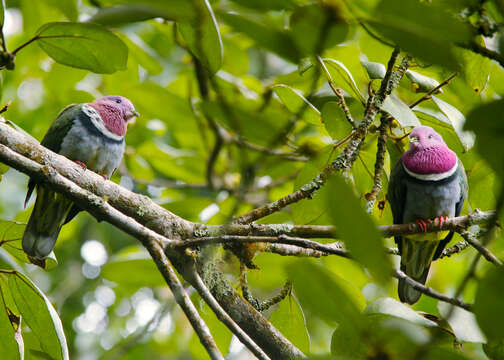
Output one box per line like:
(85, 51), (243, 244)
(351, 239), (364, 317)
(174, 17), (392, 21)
(116, 99), (122, 104)
(428, 134), (433, 139)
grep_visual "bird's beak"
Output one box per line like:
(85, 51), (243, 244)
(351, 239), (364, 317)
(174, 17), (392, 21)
(409, 136), (419, 144)
(126, 110), (140, 122)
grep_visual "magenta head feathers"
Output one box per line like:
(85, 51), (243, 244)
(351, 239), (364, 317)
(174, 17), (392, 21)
(401, 126), (457, 175)
(90, 95), (138, 137)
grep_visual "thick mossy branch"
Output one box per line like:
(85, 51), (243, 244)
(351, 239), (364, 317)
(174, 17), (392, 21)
(0, 120), (304, 360)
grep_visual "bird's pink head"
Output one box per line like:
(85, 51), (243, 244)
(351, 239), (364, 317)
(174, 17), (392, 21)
(401, 125), (457, 174)
(90, 96), (139, 137)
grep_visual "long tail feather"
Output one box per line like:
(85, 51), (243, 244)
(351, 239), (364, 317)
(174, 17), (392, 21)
(22, 187), (73, 259)
(398, 239), (438, 304)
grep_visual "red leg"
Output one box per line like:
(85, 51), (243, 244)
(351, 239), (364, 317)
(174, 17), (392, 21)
(74, 160), (87, 170)
(416, 219), (428, 232)
(100, 174), (109, 180)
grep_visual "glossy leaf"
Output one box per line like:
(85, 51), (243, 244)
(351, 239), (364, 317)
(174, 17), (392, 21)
(361, 59), (386, 80)
(286, 259), (365, 326)
(290, 3), (349, 56)
(179, 0), (223, 74)
(365, 297), (437, 327)
(321, 101), (353, 140)
(220, 12), (300, 63)
(371, 0), (473, 69)
(46, 0), (78, 21)
(269, 295), (310, 354)
(0, 0), (5, 28)
(98, 0), (194, 21)
(0, 273), (21, 360)
(382, 93), (421, 127)
(272, 84), (320, 124)
(8, 272), (68, 360)
(0, 220), (57, 270)
(102, 247), (165, 287)
(326, 175), (392, 284)
(474, 265), (504, 340)
(465, 99), (504, 177)
(323, 59), (365, 103)
(36, 22), (128, 74)
(432, 96), (474, 150)
(406, 70), (441, 93)
(88, 5), (181, 25)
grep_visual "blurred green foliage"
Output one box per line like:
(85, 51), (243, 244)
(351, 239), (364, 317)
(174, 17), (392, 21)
(0, 0), (502, 359)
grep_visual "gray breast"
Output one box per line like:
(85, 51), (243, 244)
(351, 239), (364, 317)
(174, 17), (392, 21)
(59, 114), (125, 177)
(402, 175), (461, 223)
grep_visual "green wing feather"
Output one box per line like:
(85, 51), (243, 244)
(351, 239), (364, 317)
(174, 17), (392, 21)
(25, 104), (80, 207)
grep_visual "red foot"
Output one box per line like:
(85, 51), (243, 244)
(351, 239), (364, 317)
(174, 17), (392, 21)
(416, 219), (428, 232)
(433, 216), (449, 228)
(74, 160), (87, 170)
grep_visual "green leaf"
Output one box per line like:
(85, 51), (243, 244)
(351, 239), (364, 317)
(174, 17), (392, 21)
(269, 295), (310, 354)
(0, 162), (9, 181)
(46, 0), (78, 21)
(272, 84), (320, 124)
(292, 147), (336, 225)
(0, 274), (21, 360)
(36, 22), (128, 74)
(438, 302), (485, 343)
(323, 59), (365, 103)
(119, 35), (162, 75)
(326, 175), (392, 285)
(321, 101), (353, 140)
(474, 266), (504, 340)
(484, 339), (504, 360)
(286, 259), (365, 326)
(88, 5), (180, 25)
(102, 246), (165, 288)
(361, 59), (386, 80)
(456, 39), (491, 94)
(229, 0), (295, 11)
(365, 297), (437, 327)
(98, 0), (194, 21)
(179, 0), (223, 75)
(219, 12), (300, 63)
(465, 99), (504, 177)
(381, 93), (421, 127)
(406, 70), (441, 93)
(0, 0), (5, 29)
(371, 0), (473, 69)
(432, 96), (474, 150)
(290, 3), (349, 56)
(8, 271), (68, 360)
(0, 220), (57, 270)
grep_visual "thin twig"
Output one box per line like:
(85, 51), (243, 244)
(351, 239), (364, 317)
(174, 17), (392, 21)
(0, 144), (224, 360)
(197, 210), (495, 240)
(234, 50), (409, 224)
(393, 270), (472, 311)
(439, 241), (469, 259)
(460, 230), (502, 266)
(233, 137), (308, 162)
(365, 113), (391, 212)
(316, 56), (356, 128)
(190, 268), (271, 360)
(409, 73), (458, 109)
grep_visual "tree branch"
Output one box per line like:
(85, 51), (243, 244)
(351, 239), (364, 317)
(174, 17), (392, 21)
(234, 49), (409, 225)
(393, 270), (472, 311)
(0, 120), (304, 359)
(459, 230), (502, 266)
(190, 267), (271, 360)
(0, 142), (225, 360)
